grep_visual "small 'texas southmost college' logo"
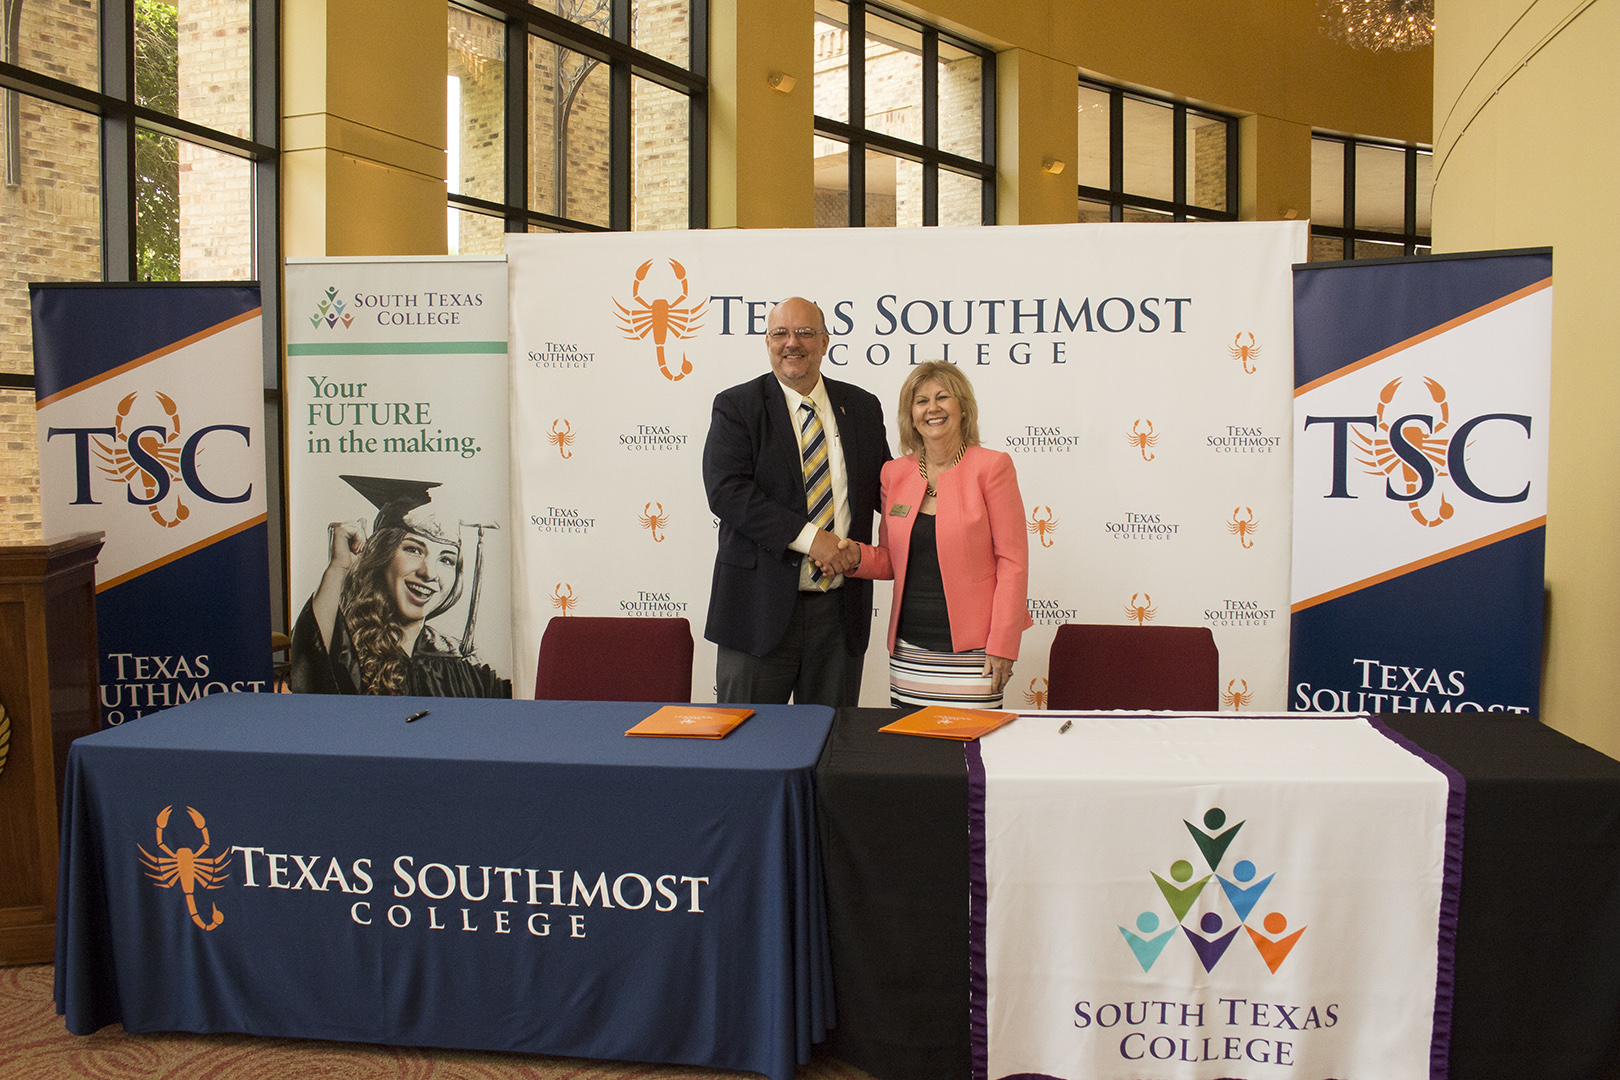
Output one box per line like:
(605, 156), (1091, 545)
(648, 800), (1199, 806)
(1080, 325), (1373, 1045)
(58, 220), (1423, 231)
(1229, 331), (1260, 374)
(309, 285), (353, 330)
(1118, 807), (1305, 975)
(1127, 419), (1158, 461)
(614, 259), (707, 382)
(138, 805), (231, 931)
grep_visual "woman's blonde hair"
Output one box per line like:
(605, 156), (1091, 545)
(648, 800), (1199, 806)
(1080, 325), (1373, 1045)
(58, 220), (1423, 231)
(896, 361), (981, 456)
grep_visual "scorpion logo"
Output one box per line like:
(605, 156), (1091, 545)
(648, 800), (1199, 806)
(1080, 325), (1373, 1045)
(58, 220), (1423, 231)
(1222, 679), (1253, 711)
(1354, 376), (1456, 528)
(549, 419), (575, 459)
(1124, 593), (1156, 625)
(1027, 506), (1059, 548)
(1229, 332), (1261, 374)
(1127, 419), (1158, 461)
(137, 805), (230, 931)
(614, 259), (707, 382)
(94, 391), (190, 529)
(1022, 677), (1049, 709)
(1227, 506), (1259, 549)
(309, 285), (352, 330)
(551, 583), (578, 615)
(638, 502), (670, 542)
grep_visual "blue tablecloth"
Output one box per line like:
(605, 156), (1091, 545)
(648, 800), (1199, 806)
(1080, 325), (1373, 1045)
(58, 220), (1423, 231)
(55, 694), (835, 1080)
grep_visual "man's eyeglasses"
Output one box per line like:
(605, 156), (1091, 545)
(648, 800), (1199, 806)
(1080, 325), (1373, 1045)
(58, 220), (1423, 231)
(766, 327), (826, 342)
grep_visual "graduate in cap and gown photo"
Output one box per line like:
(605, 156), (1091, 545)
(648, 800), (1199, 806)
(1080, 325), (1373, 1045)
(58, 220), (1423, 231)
(290, 474), (511, 697)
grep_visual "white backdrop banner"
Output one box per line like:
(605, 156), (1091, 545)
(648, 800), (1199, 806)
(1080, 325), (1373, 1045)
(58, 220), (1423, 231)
(508, 224), (1306, 706)
(285, 256), (513, 693)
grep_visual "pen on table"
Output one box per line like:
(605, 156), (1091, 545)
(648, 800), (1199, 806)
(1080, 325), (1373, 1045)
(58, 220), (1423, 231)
(405, 709), (429, 723)
(1058, 719), (1072, 734)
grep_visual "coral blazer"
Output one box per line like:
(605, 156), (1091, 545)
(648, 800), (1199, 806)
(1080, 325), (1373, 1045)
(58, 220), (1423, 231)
(850, 446), (1033, 660)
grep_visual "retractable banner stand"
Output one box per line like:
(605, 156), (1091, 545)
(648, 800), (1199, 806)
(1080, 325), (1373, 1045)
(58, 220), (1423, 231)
(1291, 250), (1553, 715)
(284, 257), (513, 697)
(32, 283), (272, 723)
(508, 224), (1305, 705)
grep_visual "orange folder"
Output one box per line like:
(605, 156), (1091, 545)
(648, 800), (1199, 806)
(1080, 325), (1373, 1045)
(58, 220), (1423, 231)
(879, 704), (1017, 741)
(625, 705), (755, 739)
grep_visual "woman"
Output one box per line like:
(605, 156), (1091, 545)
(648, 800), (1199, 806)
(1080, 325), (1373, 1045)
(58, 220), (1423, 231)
(290, 488), (509, 698)
(837, 362), (1032, 707)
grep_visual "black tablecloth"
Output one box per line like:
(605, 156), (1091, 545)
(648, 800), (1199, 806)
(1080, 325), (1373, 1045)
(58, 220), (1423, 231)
(815, 711), (1620, 1080)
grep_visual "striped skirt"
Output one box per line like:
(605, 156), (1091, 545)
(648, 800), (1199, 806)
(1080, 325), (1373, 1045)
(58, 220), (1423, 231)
(890, 637), (1003, 709)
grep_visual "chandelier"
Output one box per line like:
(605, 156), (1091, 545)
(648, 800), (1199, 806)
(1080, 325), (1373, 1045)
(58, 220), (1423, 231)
(1318, 0), (1434, 51)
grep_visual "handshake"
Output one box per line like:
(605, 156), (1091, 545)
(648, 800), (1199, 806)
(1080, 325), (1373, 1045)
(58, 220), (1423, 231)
(809, 530), (862, 578)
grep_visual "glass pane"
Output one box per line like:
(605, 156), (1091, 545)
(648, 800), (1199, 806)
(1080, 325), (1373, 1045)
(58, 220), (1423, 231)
(136, 129), (180, 280)
(1121, 95), (1172, 202)
(449, 207), (505, 255)
(631, 0), (690, 68)
(937, 40), (981, 162)
(1187, 111), (1227, 212)
(1354, 239), (1404, 260)
(1076, 84), (1110, 190)
(1078, 197), (1111, 224)
(814, 2), (850, 125)
(813, 134), (850, 227)
(1415, 149), (1434, 236)
(632, 77), (688, 231)
(1355, 142), (1406, 233)
(862, 149), (902, 227)
(1309, 233), (1347, 262)
(547, 0), (611, 35)
(864, 13), (922, 142)
(0, 98), (100, 540)
(177, 138), (253, 279)
(17, 0), (100, 91)
(1311, 138), (1344, 227)
(529, 35), (610, 227)
(136, 0), (178, 119)
(1122, 205), (1172, 223)
(176, 0), (252, 139)
(938, 168), (982, 227)
(448, 5), (506, 204)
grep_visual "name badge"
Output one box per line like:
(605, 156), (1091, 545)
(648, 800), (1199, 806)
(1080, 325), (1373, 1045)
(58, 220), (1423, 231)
(889, 503), (911, 517)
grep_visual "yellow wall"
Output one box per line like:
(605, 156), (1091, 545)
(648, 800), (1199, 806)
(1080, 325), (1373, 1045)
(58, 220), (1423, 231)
(1433, 0), (1620, 758)
(282, 0), (448, 256)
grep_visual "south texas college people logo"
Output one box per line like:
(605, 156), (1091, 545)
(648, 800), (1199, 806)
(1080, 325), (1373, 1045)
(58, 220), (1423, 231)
(614, 259), (707, 382)
(1119, 807), (1304, 975)
(138, 805), (232, 931)
(307, 285), (353, 330)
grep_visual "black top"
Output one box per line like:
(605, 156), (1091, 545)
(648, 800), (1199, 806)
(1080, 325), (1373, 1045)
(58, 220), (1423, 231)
(896, 512), (953, 652)
(290, 599), (511, 698)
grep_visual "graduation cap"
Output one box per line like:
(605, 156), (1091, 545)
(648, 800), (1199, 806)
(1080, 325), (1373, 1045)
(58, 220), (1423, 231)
(339, 474), (457, 545)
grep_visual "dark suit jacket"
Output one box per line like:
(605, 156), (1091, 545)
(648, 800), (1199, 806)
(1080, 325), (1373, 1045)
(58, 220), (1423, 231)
(703, 372), (889, 657)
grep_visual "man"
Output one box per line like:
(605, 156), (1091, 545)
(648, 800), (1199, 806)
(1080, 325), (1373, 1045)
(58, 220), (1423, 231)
(703, 297), (889, 706)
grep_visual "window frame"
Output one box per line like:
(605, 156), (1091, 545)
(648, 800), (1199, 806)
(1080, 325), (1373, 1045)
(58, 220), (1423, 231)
(1310, 133), (1431, 259)
(812, 0), (996, 228)
(1076, 77), (1238, 223)
(450, 0), (708, 234)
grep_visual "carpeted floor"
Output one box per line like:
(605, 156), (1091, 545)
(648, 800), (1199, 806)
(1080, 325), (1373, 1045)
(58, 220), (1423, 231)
(0, 965), (877, 1080)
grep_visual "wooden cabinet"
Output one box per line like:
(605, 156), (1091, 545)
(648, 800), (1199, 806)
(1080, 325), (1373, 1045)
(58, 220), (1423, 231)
(0, 533), (102, 966)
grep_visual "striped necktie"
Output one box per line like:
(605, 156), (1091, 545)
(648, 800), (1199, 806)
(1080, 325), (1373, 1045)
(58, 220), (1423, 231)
(800, 401), (834, 587)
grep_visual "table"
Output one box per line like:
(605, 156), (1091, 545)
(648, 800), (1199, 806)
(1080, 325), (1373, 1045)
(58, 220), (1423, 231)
(815, 710), (1620, 1080)
(54, 694), (835, 1080)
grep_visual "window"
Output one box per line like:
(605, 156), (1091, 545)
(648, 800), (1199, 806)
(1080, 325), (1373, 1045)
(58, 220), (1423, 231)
(1310, 135), (1432, 260)
(447, 0), (706, 248)
(813, 0), (994, 228)
(0, 0), (279, 541)
(1076, 78), (1236, 223)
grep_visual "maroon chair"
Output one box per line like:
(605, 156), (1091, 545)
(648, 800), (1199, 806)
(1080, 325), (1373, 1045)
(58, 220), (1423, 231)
(533, 617), (693, 702)
(1046, 624), (1219, 711)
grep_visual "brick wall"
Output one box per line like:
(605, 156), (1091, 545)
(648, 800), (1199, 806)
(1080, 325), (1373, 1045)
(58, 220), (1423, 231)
(0, 0), (101, 542)
(177, 0), (253, 279)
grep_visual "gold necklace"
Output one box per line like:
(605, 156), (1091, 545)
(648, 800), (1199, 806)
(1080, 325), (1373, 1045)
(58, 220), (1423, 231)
(919, 444), (966, 498)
